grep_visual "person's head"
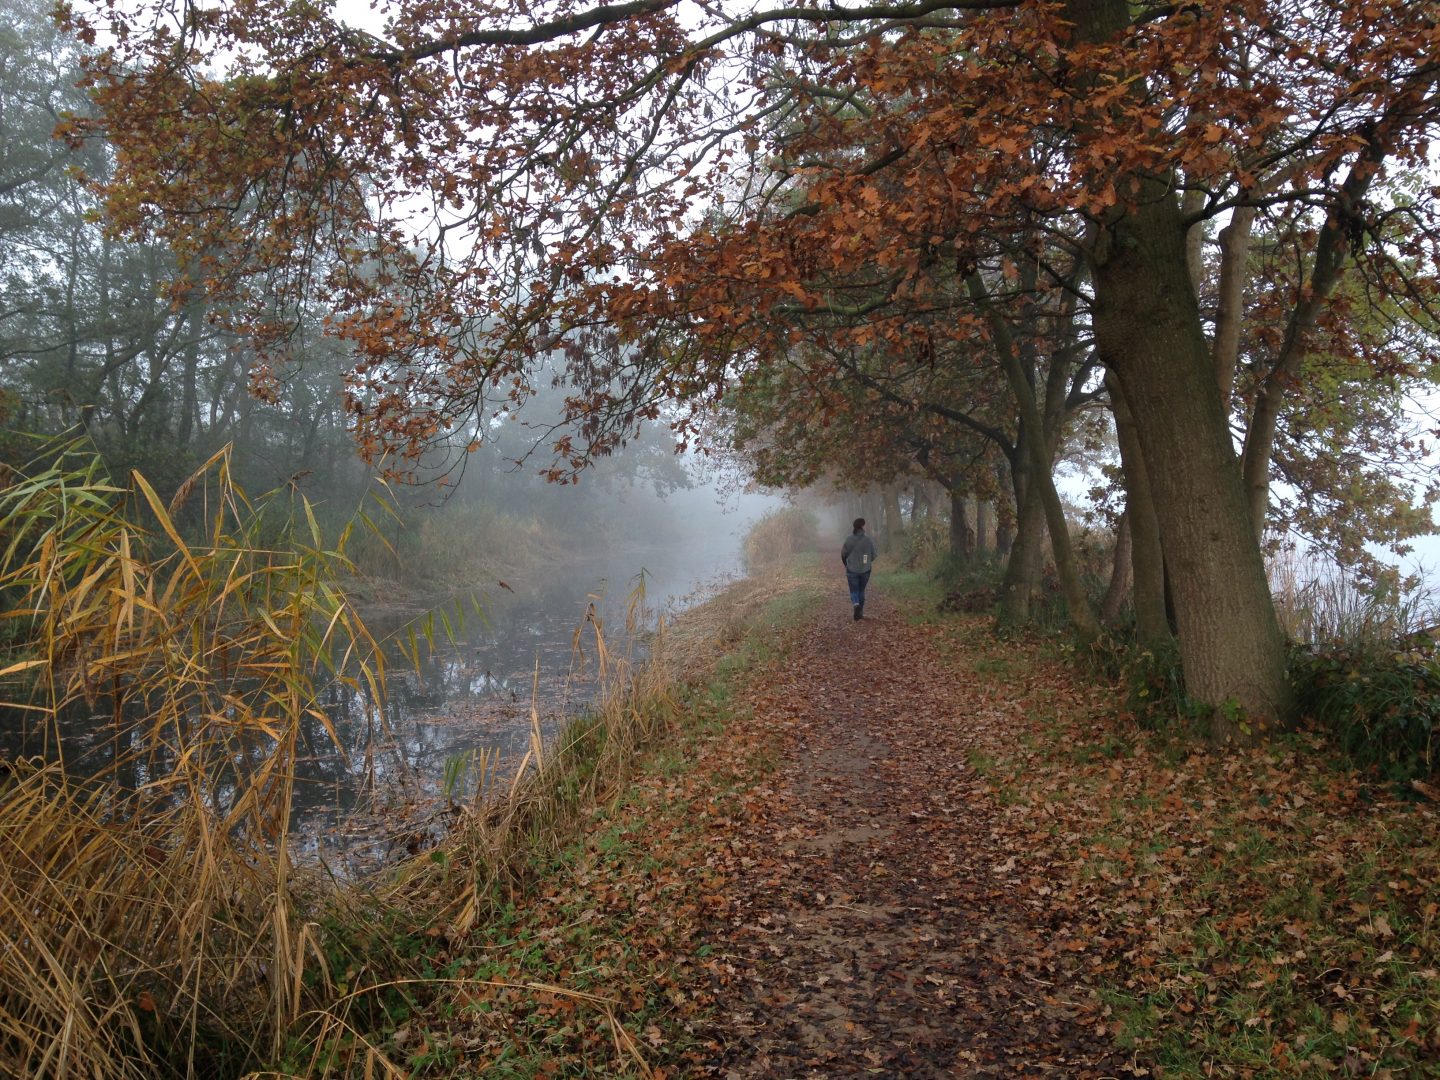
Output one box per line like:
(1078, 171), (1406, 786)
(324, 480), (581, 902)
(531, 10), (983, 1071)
(852, 517), (865, 534)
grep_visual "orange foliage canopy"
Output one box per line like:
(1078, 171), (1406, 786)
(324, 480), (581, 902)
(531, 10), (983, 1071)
(59, 0), (1439, 471)
(56, 0), (1440, 717)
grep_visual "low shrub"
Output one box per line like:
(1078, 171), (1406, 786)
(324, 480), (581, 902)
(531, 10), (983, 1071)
(1029, 534), (1117, 634)
(0, 442), (737, 1079)
(900, 516), (947, 569)
(1048, 609), (1189, 733)
(932, 549), (1003, 590)
(1292, 635), (1440, 781)
(930, 552), (1006, 617)
(937, 584), (1001, 614)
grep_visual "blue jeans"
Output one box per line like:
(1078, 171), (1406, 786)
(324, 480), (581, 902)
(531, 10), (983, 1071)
(846, 569), (871, 607)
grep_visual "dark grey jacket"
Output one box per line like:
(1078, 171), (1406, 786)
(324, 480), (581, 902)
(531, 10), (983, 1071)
(841, 531), (877, 574)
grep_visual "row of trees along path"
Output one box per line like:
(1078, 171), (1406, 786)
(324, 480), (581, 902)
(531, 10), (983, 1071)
(63, 0), (1440, 737)
(698, 588), (1140, 1078)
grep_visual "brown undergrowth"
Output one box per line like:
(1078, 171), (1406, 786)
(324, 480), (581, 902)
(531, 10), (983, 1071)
(0, 445), (388, 1079)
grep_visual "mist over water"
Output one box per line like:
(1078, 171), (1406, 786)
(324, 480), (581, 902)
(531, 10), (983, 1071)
(287, 465), (787, 864)
(0, 419), (789, 866)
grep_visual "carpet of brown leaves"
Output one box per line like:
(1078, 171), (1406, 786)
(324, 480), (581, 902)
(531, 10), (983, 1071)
(687, 575), (1438, 1077)
(694, 587), (1141, 1078)
(422, 567), (1439, 1078)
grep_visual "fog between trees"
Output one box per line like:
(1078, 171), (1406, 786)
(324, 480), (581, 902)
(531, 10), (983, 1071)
(5, 0), (1440, 725)
(1, 0), (786, 591)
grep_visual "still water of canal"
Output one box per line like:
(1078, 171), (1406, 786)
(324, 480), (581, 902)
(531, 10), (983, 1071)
(0, 530), (748, 868)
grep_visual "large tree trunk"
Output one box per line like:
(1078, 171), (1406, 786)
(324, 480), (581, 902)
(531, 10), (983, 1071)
(1072, 0), (1292, 728)
(1105, 370), (1171, 650)
(949, 489), (974, 557)
(999, 464), (1044, 626)
(1089, 193), (1291, 726)
(994, 509), (1014, 557)
(975, 500), (990, 555)
(882, 485), (905, 552)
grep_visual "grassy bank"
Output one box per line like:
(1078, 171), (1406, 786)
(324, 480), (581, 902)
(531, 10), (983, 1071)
(287, 562), (826, 1078)
(875, 565), (1440, 1078)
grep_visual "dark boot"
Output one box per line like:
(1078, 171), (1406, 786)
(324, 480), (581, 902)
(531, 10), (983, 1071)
(853, 603), (861, 621)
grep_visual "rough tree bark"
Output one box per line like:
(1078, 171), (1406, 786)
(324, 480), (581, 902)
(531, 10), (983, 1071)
(882, 485), (905, 552)
(1100, 510), (1133, 626)
(994, 463), (1015, 559)
(1105, 369), (1171, 650)
(1089, 195), (1291, 725)
(949, 490), (975, 558)
(1071, 0), (1292, 726)
(999, 457), (1045, 626)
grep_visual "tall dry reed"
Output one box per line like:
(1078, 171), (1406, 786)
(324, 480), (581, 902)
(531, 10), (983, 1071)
(0, 443), (778, 1079)
(0, 442), (384, 1079)
(1269, 547), (1437, 646)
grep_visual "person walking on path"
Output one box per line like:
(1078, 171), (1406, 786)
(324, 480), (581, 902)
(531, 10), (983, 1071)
(841, 518), (877, 620)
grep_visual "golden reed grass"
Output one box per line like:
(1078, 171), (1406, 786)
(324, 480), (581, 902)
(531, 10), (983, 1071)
(0, 442), (385, 1078)
(0, 441), (791, 1078)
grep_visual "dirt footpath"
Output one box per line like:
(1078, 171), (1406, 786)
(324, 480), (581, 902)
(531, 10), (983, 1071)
(700, 587), (1139, 1078)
